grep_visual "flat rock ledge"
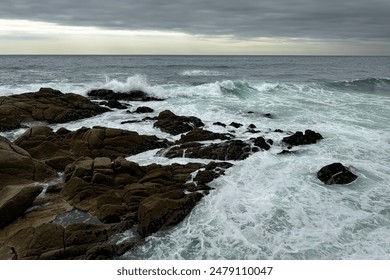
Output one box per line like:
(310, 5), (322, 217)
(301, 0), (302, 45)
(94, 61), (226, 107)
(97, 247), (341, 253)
(88, 89), (163, 102)
(0, 88), (109, 132)
(14, 125), (170, 171)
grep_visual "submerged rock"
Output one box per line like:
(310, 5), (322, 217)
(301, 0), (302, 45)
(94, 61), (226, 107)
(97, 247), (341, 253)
(317, 162), (358, 185)
(0, 88), (109, 132)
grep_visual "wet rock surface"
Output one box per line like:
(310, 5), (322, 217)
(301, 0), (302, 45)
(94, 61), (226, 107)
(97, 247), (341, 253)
(88, 89), (163, 102)
(154, 110), (204, 135)
(317, 162), (358, 185)
(14, 126), (170, 170)
(0, 156), (231, 259)
(283, 129), (323, 146)
(0, 88), (109, 132)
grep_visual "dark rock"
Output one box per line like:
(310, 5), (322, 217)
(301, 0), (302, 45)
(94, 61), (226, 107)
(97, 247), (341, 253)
(317, 163), (358, 185)
(120, 120), (142, 124)
(278, 149), (296, 155)
(134, 106), (154, 113)
(0, 186), (43, 229)
(4, 223), (65, 259)
(248, 124), (257, 129)
(0, 154), (233, 259)
(45, 184), (63, 193)
(0, 88), (109, 131)
(154, 110), (204, 135)
(283, 129), (323, 146)
(106, 99), (127, 109)
(177, 128), (232, 144)
(213, 121), (226, 127)
(85, 241), (137, 260)
(247, 111), (254, 114)
(142, 116), (158, 121)
(88, 89), (163, 102)
(194, 162), (233, 184)
(274, 129), (284, 133)
(229, 122), (243, 128)
(252, 137), (271, 150)
(14, 126), (170, 168)
(165, 140), (253, 160)
(263, 113), (273, 118)
(247, 124), (260, 133)
(45, 156), (77, 171)
(137, 190), (203, 237)
(0, 136), (57, 189)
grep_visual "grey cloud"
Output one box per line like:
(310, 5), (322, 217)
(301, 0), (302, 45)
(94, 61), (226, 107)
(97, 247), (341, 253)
(1, 0), (389, 41)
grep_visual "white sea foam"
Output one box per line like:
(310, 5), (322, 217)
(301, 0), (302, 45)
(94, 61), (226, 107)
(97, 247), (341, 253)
(180, 70), (225, 76)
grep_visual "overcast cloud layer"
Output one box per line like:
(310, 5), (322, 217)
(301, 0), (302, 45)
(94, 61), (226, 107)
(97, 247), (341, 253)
(1, 0), (390, 41)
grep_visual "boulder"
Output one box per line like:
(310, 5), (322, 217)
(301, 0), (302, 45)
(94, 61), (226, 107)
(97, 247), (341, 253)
(0, 88), (109, 131)
(134, 106), (154, 113)
(0, 186), (43, 229)
(317, 162), (358, 185)
(229, 122), (243, 128)
(194, 162), (233, 184)
(0, 136), (57, 189)
(252, 136), (271, 150)
(154, 110), (204, 135)
(283, 129), (323, 146)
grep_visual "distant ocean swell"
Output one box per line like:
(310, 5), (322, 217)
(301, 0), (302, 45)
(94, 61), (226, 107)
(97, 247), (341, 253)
(3, 75), (389, 101)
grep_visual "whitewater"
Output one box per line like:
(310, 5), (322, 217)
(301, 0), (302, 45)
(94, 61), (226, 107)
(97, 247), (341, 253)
(1, 55), (390, 259)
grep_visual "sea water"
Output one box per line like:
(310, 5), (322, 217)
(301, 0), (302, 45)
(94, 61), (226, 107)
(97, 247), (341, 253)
(1, 55), (390, 259)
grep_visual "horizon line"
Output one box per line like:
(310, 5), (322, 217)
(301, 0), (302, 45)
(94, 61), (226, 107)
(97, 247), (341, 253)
(1, 54), (389, 57)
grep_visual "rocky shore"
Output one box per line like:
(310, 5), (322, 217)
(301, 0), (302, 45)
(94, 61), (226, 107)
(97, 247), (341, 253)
(0, 88), (357, 259)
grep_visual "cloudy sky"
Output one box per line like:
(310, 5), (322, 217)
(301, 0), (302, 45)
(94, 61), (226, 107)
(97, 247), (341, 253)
(1, 0), (389, 55)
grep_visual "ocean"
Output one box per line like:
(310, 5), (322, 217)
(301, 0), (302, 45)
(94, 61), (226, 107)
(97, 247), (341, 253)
(1, 55), (390, 259)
